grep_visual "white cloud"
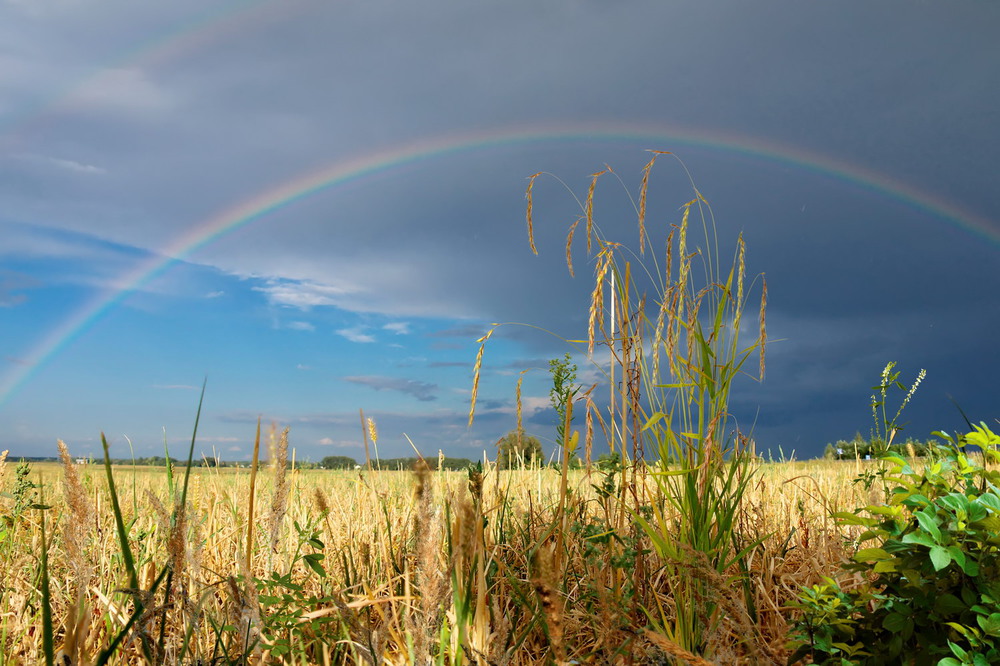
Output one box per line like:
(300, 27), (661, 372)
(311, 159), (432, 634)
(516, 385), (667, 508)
(287, 321), (315, 332)
(336, 327), (375, 344)
(253, 279), (359, 311)
(318, 437), (357, 448)
(15, 153), (107, 175)
(205, 291), (225, 299)
(48, 156), (106, 174)
(296, 364), (312, 371)
(383, 322), (411, 335)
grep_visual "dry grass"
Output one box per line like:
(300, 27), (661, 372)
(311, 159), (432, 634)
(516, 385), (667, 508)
(0, 454), (876, 664)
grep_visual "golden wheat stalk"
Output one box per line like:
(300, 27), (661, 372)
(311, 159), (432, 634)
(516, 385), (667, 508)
(587, 248), (612, 356)
(565, 216), (580, 277)
(585, 169), (607, 254)
(525, 172), (542, 255)
(638, 152), (667, 256)
(468, 327), (495, 426)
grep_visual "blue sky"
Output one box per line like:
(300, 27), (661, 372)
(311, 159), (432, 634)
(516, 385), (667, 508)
(1, 0), (998, 462)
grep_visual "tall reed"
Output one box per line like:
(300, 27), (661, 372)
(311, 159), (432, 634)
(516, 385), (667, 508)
(472, 152), (769, 659)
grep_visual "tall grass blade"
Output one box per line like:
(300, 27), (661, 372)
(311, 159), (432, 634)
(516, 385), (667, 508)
(101, 431), (137, 588)
(37, 480), (54, 666)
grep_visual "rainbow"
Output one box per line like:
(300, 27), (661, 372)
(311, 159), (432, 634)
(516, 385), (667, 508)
(1, 122), (997, 409)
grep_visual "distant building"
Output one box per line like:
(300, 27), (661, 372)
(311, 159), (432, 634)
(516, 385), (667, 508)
(75, 458), (87, 465)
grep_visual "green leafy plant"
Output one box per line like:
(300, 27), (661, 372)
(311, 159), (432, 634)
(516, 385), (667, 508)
(790, 423), (1000, 666)
(549, 353), (579, 448)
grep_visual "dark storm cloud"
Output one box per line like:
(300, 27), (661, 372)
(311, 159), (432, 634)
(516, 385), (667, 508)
(1, 0), (997, 458)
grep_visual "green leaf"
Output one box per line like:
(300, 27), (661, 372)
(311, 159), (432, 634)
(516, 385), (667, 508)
(902, 531), (937, 549)
(303, 552), (326, 577)
(855, 547), (891, 562)
(947, 639), (969, 660)
(930, 545), (952, 571)
(980, 493), (1000, 513)
(883, 612), (908, 633)
(977, 613), (1000, 637)
(642, 411), (668, 431)
(903, 493), (933, 508)
(916, 509), (943, 543)
(941, 493), (970, 518)
(934, 594), (967, 616)
(833, 511), (870, 525)
(874, 559), (900, 573)
(968, 502), (988, 523)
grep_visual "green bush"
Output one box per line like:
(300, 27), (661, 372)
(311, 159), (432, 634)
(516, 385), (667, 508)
(790, 424), (1000, 666)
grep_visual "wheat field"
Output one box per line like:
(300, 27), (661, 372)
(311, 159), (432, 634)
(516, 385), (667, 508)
(0, 440), (884, 665)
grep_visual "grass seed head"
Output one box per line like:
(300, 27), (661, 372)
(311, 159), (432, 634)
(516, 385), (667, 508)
(58, 440), (94, 590)
(585, 169), (608, 254)
(531, 544), (565, 662)
(525, 172), (542, 255)
(268, 426), (291, 555)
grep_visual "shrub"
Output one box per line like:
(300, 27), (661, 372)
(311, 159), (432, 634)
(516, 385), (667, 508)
(789, 424), (1000, 666)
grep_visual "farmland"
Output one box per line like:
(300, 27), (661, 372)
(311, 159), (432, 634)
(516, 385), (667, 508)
(0, 446), (883, 664)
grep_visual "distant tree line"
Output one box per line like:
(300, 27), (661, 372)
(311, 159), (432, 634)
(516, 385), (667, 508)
(319, 455), (477, 471)
(822, 433), (944, 460)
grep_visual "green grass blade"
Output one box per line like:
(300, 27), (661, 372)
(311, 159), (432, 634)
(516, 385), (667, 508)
(180, 377), (207, 507)
(38, 481), (54, 666)
(101, 431), (137, 588)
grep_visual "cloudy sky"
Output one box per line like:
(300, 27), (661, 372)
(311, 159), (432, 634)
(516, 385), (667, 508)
(1, 0), (997, 463)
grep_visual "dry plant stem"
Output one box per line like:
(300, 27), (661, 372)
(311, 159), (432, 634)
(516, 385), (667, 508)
(361, 408), (372, 472)
(245, 416), (261, 573)
(644, 630), (717, 666)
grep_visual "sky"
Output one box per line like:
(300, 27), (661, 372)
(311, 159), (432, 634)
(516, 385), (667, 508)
(1, 0), (997, 463)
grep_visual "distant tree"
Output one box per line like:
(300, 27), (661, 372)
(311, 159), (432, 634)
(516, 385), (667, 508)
(439, 457), (476, 471)
(320, 455), (359, 470)
(497, 429), (543, 469)
(371, 457), (477, 471)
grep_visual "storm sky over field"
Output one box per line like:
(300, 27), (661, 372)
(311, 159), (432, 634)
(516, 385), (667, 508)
(1, 0), (997, 462)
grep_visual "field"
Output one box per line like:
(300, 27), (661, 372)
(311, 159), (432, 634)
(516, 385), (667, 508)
(5, 162), (984, 665)
(0, 446), (886, 665)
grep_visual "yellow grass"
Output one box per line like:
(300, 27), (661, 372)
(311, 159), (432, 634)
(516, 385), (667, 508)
(0, 456), (882, 664)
